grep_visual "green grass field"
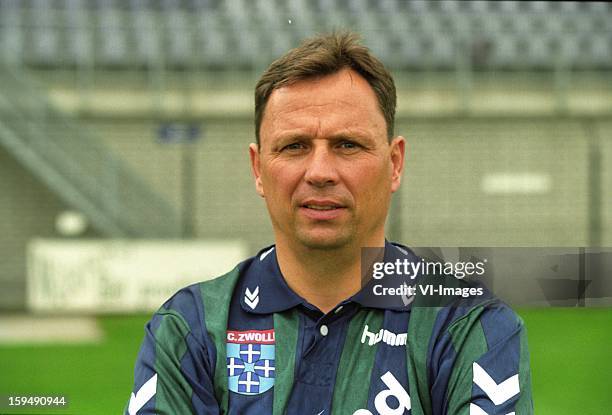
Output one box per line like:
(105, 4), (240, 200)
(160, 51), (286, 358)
(0, 308), (611, 414)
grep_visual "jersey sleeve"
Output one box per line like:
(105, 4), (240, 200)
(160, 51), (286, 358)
(438, 302), (533, 415)
(125, 285), (221, 415)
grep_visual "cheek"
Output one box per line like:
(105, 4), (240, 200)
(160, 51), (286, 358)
(262, 162), (301, 206)
(351, 160), (393, 202)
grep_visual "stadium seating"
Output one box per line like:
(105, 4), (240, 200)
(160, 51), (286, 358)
(0, 0), (610, 70)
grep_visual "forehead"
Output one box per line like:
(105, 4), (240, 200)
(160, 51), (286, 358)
(260, 68), (386, 142)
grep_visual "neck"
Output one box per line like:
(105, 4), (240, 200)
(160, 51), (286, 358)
(275, 235), (385, 314)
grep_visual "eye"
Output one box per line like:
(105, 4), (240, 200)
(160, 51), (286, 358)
(281, 142), (306, 152)
(338, 140), (361, 151)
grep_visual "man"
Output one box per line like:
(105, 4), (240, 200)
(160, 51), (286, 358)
(127, 32), (533, 415)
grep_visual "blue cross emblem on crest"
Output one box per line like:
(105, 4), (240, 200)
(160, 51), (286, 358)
(227, 333), (275, 396)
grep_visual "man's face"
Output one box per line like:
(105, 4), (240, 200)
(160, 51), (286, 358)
(250, 68), (405, 251)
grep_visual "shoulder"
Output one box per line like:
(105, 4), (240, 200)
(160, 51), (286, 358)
(417, 291), (527, 382)
(197, 245), (275, 297)
(162, 250), (261, 312)
(151, 249), (267, 340)
(443, 298), (525, 351)
(390, 242), (524, 343)
(397, 243), (526, 360)
(154, 266), (239, 334)
(411, 283), (525, 351)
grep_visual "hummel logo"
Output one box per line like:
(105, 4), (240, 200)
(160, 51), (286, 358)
(472, 362), (519, 406)
(244, 286), (260, 309)
(260, 247), (275, 261)
(128, 373), (157, 415)
(361, 325), (407, 347)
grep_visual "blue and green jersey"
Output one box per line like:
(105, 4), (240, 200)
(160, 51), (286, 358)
(126, 241), (533, 414)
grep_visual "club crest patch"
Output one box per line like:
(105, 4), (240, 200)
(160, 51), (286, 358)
(226, 329), (275, 396)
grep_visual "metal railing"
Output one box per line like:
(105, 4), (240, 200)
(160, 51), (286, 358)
(0, 63), (181, 238)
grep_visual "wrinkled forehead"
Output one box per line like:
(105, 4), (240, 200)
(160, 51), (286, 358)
(260, 69), (387, 143)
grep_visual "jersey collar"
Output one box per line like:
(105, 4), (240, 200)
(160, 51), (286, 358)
(239, 241), (418, 314)
(349, 241), (419, 311)
(239, 245), (305, 314)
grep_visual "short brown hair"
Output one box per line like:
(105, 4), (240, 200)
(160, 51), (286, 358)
(254, 31), (397, 145)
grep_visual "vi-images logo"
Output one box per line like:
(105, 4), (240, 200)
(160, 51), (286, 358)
(353, 371), (411, 415)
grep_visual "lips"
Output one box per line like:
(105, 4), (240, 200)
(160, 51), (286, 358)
(299, 199), (347, 220)
(303, 204), (340, 210)
(300, 199), (344, 209)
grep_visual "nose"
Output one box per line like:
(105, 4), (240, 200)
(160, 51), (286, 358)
(304, 144), (339, 188)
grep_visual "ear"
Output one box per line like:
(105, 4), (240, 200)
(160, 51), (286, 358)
(389, 136), (405, 193)
(249, 143), (265, 198)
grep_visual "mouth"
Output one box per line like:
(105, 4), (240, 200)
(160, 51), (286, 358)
(300, 199), (345, 209)
(299, 200), (347, 220)
(302, 204), (342, 211)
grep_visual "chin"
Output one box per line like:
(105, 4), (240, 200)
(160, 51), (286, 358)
(296, 231), (353, 251)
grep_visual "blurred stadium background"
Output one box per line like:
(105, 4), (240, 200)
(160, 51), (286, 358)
(0, 0), (611, 413)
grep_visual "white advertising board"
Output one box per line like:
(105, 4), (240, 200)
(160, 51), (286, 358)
(27, 239), (248, 313)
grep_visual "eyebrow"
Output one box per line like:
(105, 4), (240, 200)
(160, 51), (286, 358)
(274, 130), (375, 144)
(328, 132), (374, 142)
